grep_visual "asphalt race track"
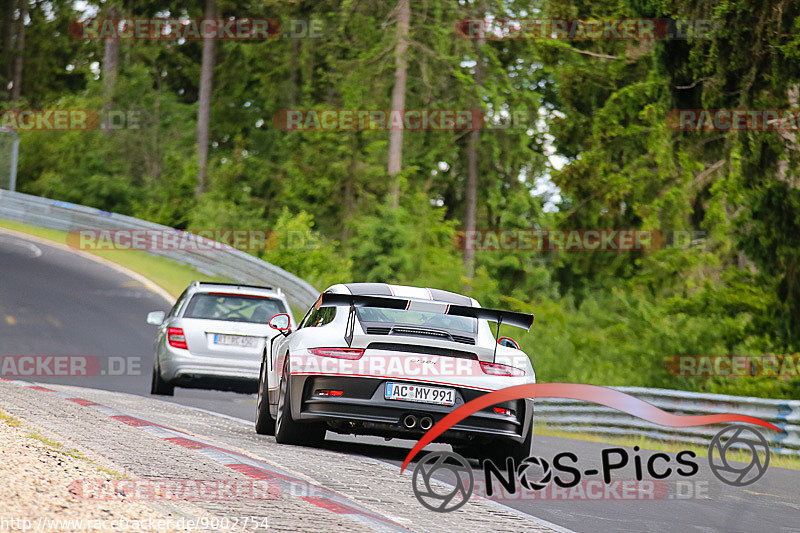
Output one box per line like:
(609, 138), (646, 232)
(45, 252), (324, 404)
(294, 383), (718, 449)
(1, 230), (799, 532)
(0, 230), (257, 419)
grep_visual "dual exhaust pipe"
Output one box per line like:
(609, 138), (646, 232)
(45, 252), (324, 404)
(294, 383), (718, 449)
(402, 414), (433, 431)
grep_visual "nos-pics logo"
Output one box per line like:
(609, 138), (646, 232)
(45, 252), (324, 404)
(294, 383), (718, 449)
(411, 424), (771, 512)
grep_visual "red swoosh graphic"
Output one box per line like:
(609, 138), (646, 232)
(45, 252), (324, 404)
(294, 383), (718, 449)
(400, 383), (782, 472)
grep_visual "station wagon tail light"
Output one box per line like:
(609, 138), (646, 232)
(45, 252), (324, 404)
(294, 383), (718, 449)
(309, 347), (365, 360)
(480, 361), (525, 377)
(167, 327), (188, 349)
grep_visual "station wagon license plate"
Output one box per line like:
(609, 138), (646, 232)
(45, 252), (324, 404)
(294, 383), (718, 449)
(384, 382), (455, 406)
(213, 334), (259, 348)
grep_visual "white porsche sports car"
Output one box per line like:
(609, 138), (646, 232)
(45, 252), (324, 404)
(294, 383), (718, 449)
(255, 283), (536, 463)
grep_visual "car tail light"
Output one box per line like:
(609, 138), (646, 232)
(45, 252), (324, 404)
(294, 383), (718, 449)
(167, 327), (188, 349)
(308, 347), (365, 360)
(480, 361), (525, 377)
(315, 389), (344, 397)
(493, 407), (515, 417)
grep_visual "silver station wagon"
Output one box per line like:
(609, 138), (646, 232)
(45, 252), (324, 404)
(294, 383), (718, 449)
(147, 281), (295, 395)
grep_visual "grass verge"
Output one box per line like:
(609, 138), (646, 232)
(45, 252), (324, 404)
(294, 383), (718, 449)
(0, 218), (232, 299)
(25, 429), (125, 470)
(1, 407), (125, 477)
(0, 410), (21, 427)
(1, 218), (309, 317)
(1, 408), (86, 460)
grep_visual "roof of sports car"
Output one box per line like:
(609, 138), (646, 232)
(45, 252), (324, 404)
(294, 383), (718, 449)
(341, 283), (474, 307)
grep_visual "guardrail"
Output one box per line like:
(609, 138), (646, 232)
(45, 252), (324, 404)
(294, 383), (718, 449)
(536, 386), (800, 455)
(0, 189), (320, 308)
(2, 190), (797, 455)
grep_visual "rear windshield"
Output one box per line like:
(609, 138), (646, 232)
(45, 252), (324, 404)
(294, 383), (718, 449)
(183, 293), (286, 324)
(356, 307), (476, 333)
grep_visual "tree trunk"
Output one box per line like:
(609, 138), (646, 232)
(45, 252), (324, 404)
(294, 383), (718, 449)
(463, 34), (485, 279)
(10, 0), (27, 101)
(776, 85), (800, 188)
(387, 0), (409, 207)
(2, 0), (14, 99)
(289, 39), (301, 106)
(196, 0), (217, 198)
(342, 152), (357, 245)
(101, 5), (120, 136)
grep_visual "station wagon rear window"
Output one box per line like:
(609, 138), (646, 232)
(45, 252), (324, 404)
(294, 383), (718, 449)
(183, 293), (286, 324)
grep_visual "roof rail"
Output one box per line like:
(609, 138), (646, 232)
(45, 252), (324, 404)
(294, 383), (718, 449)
(196, 281), (275, 291)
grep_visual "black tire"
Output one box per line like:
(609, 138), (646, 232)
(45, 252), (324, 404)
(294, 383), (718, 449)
(487, 430), (534, 466)
(452, 441), (485, 461)
(150, 360), (174, 396)
(457, 421), (534, 467)
(274, 357), (325, 446)
(255, 359), (276, 435)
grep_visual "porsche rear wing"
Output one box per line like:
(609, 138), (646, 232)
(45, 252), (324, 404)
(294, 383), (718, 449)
(317, 292), (534, 330)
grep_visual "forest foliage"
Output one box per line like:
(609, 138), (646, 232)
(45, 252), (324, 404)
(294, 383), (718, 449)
(2, 0), (800, 398)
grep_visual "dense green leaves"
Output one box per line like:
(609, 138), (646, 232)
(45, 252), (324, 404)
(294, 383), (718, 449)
(5, 0), (800, 398)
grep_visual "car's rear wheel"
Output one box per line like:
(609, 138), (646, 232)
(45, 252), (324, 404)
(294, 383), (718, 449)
(150, 360), (174, 396)
(486, 429), (534, 466)
(456, 424), (533, 466)
(255, 359), (275, 435)
(274, 357), (325, 445)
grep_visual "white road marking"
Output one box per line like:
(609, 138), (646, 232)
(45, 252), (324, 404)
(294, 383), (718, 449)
(0, 235), (42, 258)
